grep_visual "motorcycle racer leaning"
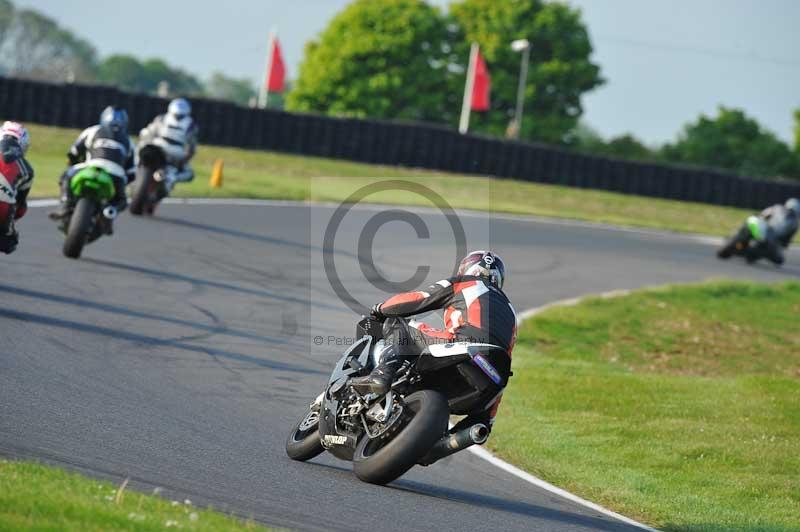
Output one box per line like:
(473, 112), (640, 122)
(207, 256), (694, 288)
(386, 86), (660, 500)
(50, 106), (135, 227)
(725, 198), (799, 265)
(138, 98), (198, 190)
(350, 251), (516, 435)
(0, 121), (34, 254)
(762, 199), (799, 248)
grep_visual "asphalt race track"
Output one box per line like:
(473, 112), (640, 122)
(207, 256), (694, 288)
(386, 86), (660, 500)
(2, 201), (797, 531)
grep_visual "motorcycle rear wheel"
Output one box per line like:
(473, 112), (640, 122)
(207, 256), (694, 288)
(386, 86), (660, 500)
(62, 197), (95, 259)
(130, 166), (155, 216)
(353, 390), (449, 485)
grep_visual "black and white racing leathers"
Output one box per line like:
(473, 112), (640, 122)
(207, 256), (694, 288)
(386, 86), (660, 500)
(139, 114), (198, 187)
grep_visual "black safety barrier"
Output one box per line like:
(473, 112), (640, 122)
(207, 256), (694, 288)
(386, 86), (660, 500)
(2, 75), (799, 209)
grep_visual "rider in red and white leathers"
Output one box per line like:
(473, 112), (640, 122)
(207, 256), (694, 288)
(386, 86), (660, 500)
(351, 251), (516, 431)
(0, 122), (34, 254)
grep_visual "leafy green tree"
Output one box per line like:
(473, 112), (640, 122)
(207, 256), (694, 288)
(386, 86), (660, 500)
(601, 134), (655, 161)
(140, 58), (203, 96)
(794, 109), (800, 152)
(573, 123), (656, 161)
(206, 72), (256, 106)
(97, 55), (148, 92)
(449, 0), (603, 143)
(287, 0), (457, 122)
(2, 8), (97, 81)
(661, 107), (799, 179)
(97, 55), (202, 96)
(571, 121), (604, 150)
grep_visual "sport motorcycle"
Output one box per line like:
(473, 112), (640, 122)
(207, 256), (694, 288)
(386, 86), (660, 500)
(285, 316), (511, 485)
(60, 165), (118, 259)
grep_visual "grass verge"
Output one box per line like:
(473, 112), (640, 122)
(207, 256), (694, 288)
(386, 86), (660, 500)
(23, 124), (754, 237)
(489, 281), (800, 531)
(0, 459), (271, 531)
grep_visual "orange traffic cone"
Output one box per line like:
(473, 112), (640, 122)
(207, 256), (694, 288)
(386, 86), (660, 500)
(210, 159), (224, 188)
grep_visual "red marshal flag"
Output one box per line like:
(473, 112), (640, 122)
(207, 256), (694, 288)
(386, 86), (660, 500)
(265, 35), (286, 92)
(471, 50), (490, 111)
(258, 32), (286, 108)
(459, 43), (491, 133)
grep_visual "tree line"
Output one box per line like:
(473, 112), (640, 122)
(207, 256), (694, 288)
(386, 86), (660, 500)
(578, 108), (800, 181)
(1, 0), (798, 180)
(0, 0), (256, 105)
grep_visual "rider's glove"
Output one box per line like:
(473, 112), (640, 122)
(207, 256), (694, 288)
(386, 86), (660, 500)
(370, 303), (386, 322)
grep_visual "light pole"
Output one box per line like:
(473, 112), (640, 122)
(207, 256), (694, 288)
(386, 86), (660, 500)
(510, 39), (530, 140)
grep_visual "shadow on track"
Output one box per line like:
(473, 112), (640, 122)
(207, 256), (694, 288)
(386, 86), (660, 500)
(746, 261), (800, 278)
(303, 461), (638, 531)
(392, 478), (639, 532)
(0, 283), (285, 345)
(0, 308), (325, 375)
(82, 257), (344, 313)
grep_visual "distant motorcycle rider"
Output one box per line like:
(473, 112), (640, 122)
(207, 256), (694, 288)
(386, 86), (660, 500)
(720, 198), (799, 265)
(350, 251), (516, 431)
(762, 198), (799, 248)
(138, 98), (198, 190)
(0, 121), (34, 254)
(50, 106), (135, 226)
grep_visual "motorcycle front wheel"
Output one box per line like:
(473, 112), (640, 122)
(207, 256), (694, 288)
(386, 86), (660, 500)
(717, 236), (740, 259)
(353, 389), (449, 485)
(285, 406), (325, 462)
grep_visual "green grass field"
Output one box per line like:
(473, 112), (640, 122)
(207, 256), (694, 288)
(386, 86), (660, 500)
(0, 459), (272, 531)
(24, 124), (754, 237)
(489, 281), (800, 531)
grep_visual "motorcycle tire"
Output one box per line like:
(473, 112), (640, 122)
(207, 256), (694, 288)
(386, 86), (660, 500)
(130, 166), (155, 216)
(353, 390), (449, 485)
(62, 197), (95, 259)
(285, 407), (325, 462)
(717, 236), (741, 259)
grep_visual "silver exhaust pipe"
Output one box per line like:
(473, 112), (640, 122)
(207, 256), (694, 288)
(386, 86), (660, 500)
(418, 424), (489, 466)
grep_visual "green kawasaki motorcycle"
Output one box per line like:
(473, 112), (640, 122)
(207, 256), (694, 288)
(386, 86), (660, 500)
(61, 166), (118, 259)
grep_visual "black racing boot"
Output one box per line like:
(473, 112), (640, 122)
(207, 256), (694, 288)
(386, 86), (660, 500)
(48, 203), (73, 234)
(49, 178), (74, 225)
(350, 359), (400, 395)
(47, 205), (69, 221)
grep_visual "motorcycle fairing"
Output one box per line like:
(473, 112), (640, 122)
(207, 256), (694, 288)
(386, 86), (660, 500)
(70, 166), (115, 201)
(318, 335), (375, 460)
(0, 173), (16, 204)
(417, 342), (511, 415)
(747, 215), (768, 242)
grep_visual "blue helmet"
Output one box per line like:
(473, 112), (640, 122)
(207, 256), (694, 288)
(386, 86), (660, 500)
(99, 106), (129, 133)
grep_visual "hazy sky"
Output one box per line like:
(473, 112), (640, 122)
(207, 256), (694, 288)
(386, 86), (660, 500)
(14, 0), (800, 145)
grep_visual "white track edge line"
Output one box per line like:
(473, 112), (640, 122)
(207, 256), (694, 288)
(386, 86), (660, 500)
(463, 288), (659, 532)
(467, 445), (658, 531)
